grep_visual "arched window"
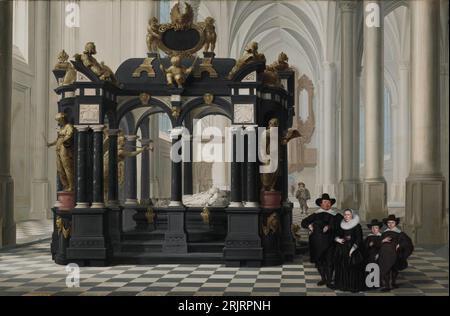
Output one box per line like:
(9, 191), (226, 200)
(12, 0), (29, 63)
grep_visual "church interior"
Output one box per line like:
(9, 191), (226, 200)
(0, 0), (448, 297)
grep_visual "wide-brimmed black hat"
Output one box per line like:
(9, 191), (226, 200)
(367, 219), (384, 229)
(383, 214), (400, 225)
(315, 193), (336, 207)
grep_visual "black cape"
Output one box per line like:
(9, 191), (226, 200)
(333, 221), (365, 292)
(364, 234), (382, 264)
(378, 229), (414, 276)
(301, 210), (343, 263)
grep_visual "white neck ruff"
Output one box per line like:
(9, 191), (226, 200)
(315, 208), (337, 216)
(384, 227), (401, 233)
(340, 214), (360, 230)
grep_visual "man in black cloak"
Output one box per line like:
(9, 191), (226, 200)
(363, 219), (384, 289)
(301, 193), (343, 288)
(378, 215), (414, 291)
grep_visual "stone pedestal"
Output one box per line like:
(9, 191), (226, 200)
(405, 176), (447, 245)
(57, 191), (75, 211)
(67, 208), (111, 266)
(224, 207), (262, 267)
(361, 180), (387, 221)
(339, 180), (360, 210)
(163, 206), (187, 253)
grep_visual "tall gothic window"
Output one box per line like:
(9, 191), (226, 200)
(12, 0), (29, 63)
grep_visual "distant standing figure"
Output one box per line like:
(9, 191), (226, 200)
(295, 182), (310, 214)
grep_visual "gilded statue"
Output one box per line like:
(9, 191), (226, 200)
(260, 118), (301, 191)
(47, 113), (75, 192)
(203, 17), (216, 53)
(228, 42), (266, 79)
(103, 131), (152, 201)
(161, 55), (194, 88)
(170, 2), (194, 31)
(75, 42), (116, 83)
(269, 52), (290, 71)
(262, 52), (291, 87)
(146, 17), (161, 53)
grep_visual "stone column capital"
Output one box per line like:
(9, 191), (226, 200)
(74, 125), (90, 132)
(91, 124), (104, 132)
(339, 0), (357, 12)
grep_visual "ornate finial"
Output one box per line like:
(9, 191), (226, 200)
(170, 1), (194, 31)
(54, 49), (71, 70)
(203, 93), (214, 105)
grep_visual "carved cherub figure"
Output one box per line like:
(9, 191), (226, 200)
(161, 55), (193, 88)
(146, 17), (161, 53)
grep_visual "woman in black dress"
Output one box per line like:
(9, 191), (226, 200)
(333, 208), (365, 292)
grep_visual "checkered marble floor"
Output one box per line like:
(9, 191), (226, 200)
(0, 239), (448, 296)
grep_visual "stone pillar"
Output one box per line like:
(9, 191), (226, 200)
(339, 0), (360, 210)
(169, 128), (183, 206)
(391, 61), (410, 205)
(361, 0), (387, 221)
(140, 138), (151, 204)
(230, 127), (243, 207)
(124, 135), (138, 206)
(245, 126), (258, 207)
(74, 126), (90, 208)
(91, 125), (104, 208)
(0, 1), (15, 246)
(31, 0), (50, 219)
(107, 129), (120, 208)
(406, 0), (446, 245)
(322, 62), (338, 197)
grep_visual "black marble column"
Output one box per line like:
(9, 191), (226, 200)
(91, 125), (104, 208)
(241, 132), (248, 203)
(183, 135), (193, 196)
(170, 130), (183, 206)
(75, 125), (90, 208)
(140, 138), (151, 205)
(107, 129), (119, 207)
(230, 127), (242, 207)
(246, 126), (258, 206)
(124, 135), (138, 206)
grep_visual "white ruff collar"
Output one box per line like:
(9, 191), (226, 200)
(315, 208), (337, 216)
(368, 232), (381, 236)
(340, 214), (360, 230)
(384, 227), (401, 233)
